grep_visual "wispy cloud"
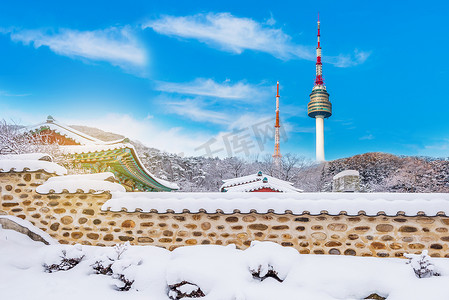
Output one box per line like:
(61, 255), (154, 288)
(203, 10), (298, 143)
(166, 99), (231, 125)
(414, 138), (449, 158)
(144, 12), (312, 61)
(424, 138), (449, 151)
(359, 134), (375, 140)
(265, 13), (276, 26)
(0, 90), (31, 97)
(6, 27), (146, 71)
(228, 113), (272, 131)
(144, 12), (369, 67)
(155, 78), (268, 101)
(327, 49), (371, 68)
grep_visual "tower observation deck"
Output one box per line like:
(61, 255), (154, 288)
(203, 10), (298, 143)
(307, 15), (332, 161)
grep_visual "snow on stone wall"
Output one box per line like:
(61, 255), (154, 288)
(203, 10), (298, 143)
(36, 172), (126, 194)
(0, 158), (67, 175)
(1, 169), (449, 258)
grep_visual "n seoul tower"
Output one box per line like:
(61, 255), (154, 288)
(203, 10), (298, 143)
(307, 15), (332, 162)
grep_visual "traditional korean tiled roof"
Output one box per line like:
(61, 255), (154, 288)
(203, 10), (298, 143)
(60, 144), (178, 191)
(22, 117), (178, 191)
(21, 115), (126, 146)
(220, 171), (302, 193)
(102, 192), (449, 217)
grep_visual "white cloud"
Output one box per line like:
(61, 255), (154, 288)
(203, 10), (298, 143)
(265, 13), (276, 26)
(7, 27), (146, 70)
(144, 12), (313, 60)
(0, 106), (45, 125)
(359, 134), (375, 140)
(144, 12), (369, 67)
(423, 139), (449, 152)
(161, 96), (274, 131)
(166, 99), (230, 125)
(228, 113), (272, 131)
(155, 78), (268, 101)
(327, 49), (371, 68)
(0, 90), (31, 97)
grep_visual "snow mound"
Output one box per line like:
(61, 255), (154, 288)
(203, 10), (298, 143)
(2, 239), (449, 300)
(36, 172), (126, 194)
(167, 244), (249, 299)
(244, 241), (300, 282)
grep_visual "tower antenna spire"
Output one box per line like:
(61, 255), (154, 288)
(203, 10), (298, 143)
(315, 14), (323, 85)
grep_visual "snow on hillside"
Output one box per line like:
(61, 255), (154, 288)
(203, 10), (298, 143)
(1, 226), (449, 300)
(321, 153), (449, 193)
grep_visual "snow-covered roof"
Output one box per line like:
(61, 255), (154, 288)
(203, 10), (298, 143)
(220, 172), (302, 193)
(224, 178), (301, 193)
(60, 143), (179, 190)
(333, 170), (360, 180)
(0, 153), (67, 175)
(36, 172), (126, 194)
(101, 192), (449, 216)
(0, 153), (53, 162)
(21, 116), (126, 146)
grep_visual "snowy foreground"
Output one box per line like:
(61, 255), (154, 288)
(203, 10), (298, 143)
(1, 228), (449, 300)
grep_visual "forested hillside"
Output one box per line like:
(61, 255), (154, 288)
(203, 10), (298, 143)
(321, 153), (449, 193)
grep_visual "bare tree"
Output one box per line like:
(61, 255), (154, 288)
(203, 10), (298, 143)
(0, 119), (91, 175)
(295, 162), (325, 192)
(0, 119), (59, 156)
(225, 157), (245, 178)
(280, 153), (311, 182)
(259, 154), (275, 177)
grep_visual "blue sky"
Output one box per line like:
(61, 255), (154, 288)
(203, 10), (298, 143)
(0, 0), (448, 160)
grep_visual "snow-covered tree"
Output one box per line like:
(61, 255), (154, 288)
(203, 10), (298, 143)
(404, 250), (440, 278)
(0, 119), (58, 156)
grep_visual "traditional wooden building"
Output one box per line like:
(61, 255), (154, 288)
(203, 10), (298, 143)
(220, 171), (302, 193)
(24, 116), (178, 192)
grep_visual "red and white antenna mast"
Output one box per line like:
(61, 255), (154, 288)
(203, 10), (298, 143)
(273, 81), (281, 169)
(315, 13), (324, 86)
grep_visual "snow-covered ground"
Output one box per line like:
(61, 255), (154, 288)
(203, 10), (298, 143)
(1, 225), (449, 300)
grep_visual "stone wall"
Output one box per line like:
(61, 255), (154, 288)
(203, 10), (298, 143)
(1, 171), (449, 258)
